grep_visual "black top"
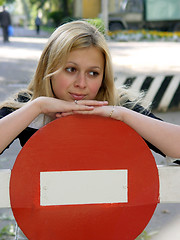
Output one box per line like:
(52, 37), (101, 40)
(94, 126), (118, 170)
(0, 10), (11, 27)
(0, 103), (165, 157)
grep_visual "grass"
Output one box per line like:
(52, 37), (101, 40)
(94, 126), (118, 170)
(0, 224), (152, 240)
(0, 225), (15, 239)
(136, 231), (152, 240)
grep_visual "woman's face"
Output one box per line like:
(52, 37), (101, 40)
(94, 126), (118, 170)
(51, 46), (104, 101)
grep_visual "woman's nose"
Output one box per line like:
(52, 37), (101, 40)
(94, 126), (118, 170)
(74, 73), (87, 88)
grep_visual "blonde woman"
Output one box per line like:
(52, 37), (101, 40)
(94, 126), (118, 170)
(0, 20), (179, 161)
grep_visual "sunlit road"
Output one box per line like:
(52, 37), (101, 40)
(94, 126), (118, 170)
(108, 41), (180, 75)
(0, 33), (180, 239)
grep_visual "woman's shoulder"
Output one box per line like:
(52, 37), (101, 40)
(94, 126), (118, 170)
(0, 90), (32, 113)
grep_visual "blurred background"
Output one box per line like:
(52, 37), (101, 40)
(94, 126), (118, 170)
(0, 0), (180, 240)
(1, 0), (180, 33)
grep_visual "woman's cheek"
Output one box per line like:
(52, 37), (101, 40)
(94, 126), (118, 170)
(89, 81), (102, 97)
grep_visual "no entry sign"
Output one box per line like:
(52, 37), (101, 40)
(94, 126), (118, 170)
(10, 115), (159, 240)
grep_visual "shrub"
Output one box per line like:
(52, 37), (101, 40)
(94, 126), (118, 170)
(48, 11), (64, 27)
(86, 18), (106, 35)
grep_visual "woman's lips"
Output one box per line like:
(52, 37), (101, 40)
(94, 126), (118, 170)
(70, 93), (86, 100)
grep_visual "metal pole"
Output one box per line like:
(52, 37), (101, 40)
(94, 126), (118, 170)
(101, 0), (109, 32)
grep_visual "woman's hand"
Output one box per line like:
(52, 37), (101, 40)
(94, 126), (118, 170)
(35, 97), (108, 119)
(61, 104), (124, 121)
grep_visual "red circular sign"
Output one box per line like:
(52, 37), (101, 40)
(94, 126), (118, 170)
(10, 115), (159, 240)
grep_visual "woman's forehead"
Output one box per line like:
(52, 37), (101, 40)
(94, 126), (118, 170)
(66, 47), (105, 67)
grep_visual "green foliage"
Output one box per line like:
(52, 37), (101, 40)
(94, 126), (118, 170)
(41, 25), (55, 33)
(136, 231), (151, 240)
(61, 16), (81, 24)
(47, 0), (74, 27)
(0, 0), (14, 6)
(47, 16), (106, 34)
(29, 0), (45, 9)
(0, 225), (15, 238)
(6, 0), (14, 3)
(0, 0), (4, 5)
(86, 18), (106, 35)
(48, 10), (64, 27)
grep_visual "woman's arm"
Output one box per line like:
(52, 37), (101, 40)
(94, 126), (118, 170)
(71, 105), (180, 158)
(0, 99), (41, 153)
(0, 97), (107, 153)
(114, 107), (180, 158)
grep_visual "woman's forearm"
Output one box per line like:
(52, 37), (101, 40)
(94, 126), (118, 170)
(0, 99), (41, 153)
(115, 107), (180, 158)
(0, 98), (105, 153)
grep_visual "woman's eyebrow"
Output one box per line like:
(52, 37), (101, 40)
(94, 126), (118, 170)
(91, 66), (102, 69)
(66, 61), (78, 66)
(67, 61), (102, 70)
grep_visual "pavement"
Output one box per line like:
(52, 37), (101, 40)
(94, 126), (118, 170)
(0, 26), (180, 239)
(108, 41), (180, 76)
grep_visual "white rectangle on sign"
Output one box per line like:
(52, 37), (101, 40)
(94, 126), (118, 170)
(40, 170), (128, 206)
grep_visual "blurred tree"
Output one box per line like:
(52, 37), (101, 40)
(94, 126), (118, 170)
(21, 0), (31, 23)
(29, 0), (46, 9)
(62, 0), (68, 17)
(28, 0), (73, 26)
(29, 0), (72, 15)
(48, 0), (74, 26)
(0, 0), (15, 5)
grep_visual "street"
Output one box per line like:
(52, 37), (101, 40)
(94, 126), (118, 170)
(0, 29), (180, 239)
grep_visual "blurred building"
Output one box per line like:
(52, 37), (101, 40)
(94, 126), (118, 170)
(74, 0), (123, 19)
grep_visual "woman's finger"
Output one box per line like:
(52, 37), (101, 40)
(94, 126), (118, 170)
(61, 112), (74, 117)
(73, 110), (94, 115)
(63, 102), (94, 112)
(74, 100), (108, 106)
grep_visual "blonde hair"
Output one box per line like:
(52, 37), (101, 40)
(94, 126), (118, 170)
(0, 20), (149, 110)
(29, 20), (116, 104)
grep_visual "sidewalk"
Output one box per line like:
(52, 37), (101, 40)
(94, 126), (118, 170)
(0, 26), (50, 38)
(1, 26), (180, 74)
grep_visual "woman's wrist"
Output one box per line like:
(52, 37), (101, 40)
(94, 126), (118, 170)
(110, 106), (126, 122)
(109, 105), (115, 118)
(29, 97), (45, 115)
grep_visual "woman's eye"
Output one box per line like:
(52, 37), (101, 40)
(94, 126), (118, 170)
(89, 71), (99, 77)
(66, 67), (76, 73)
